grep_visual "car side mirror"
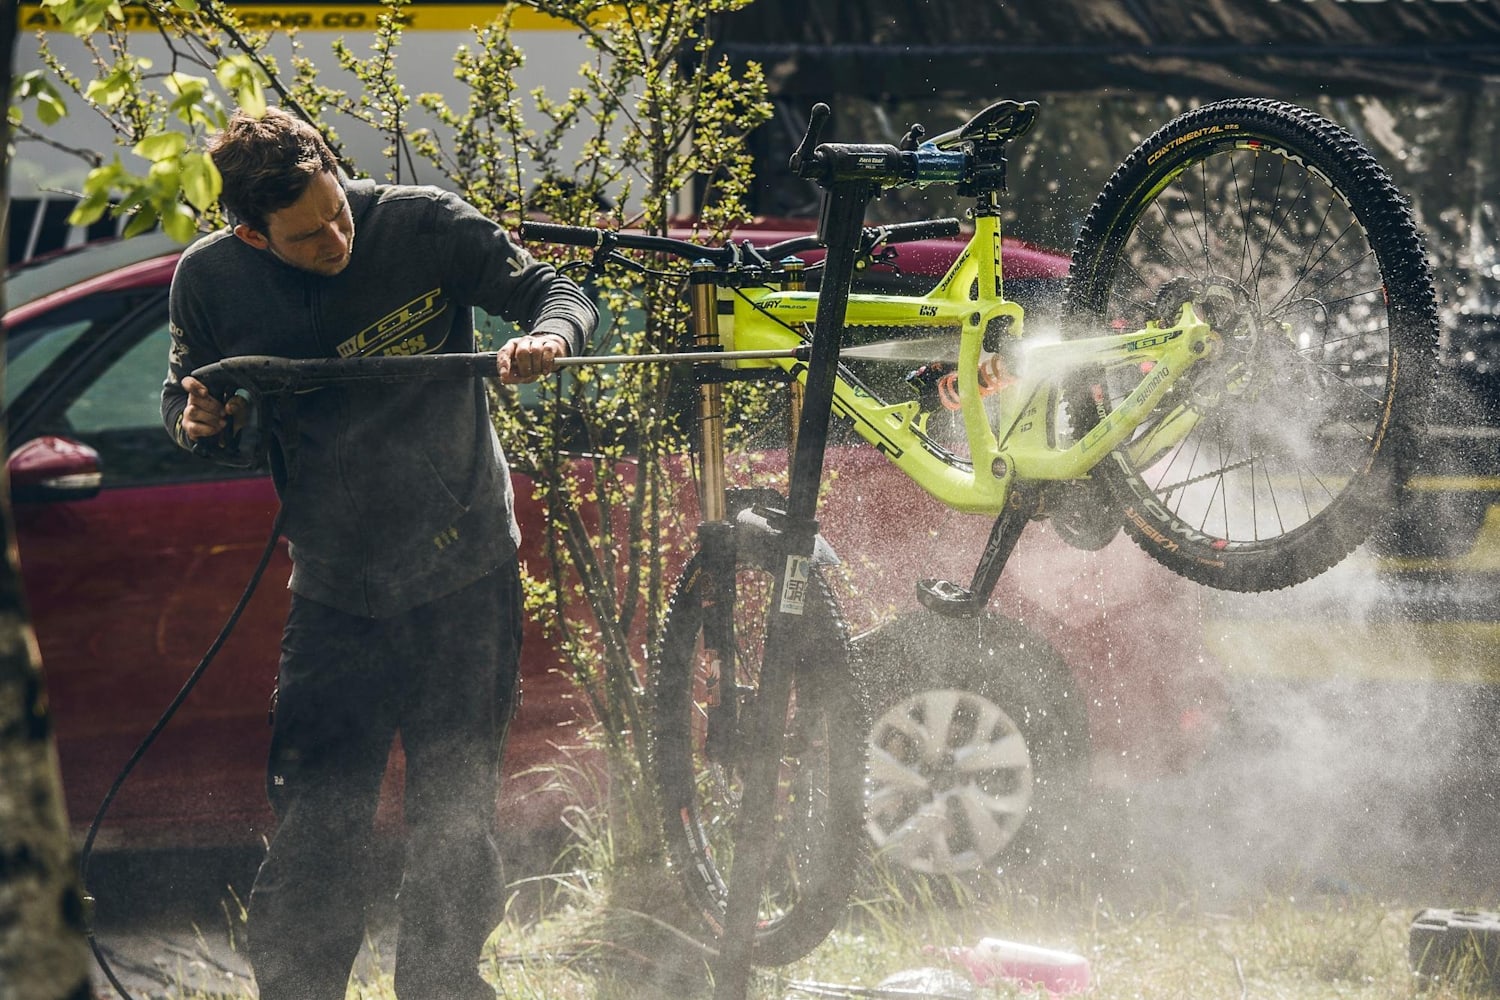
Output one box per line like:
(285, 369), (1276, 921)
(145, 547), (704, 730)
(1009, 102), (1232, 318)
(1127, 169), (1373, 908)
(8, 436), (103, 503)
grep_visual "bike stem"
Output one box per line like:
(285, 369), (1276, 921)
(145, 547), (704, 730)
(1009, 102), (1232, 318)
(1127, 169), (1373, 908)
(711, 180), (876, 1000)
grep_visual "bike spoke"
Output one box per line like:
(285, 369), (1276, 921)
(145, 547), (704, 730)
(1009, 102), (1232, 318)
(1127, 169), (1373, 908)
(1091, 141), (1404, 547)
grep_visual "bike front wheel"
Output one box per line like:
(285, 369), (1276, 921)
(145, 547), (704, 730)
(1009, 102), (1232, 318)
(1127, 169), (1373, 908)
(650, 527), (866, 967)
(1065, 98), (1437, 591)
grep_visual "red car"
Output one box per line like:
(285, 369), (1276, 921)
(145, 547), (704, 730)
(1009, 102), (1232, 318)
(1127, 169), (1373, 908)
(5, 226), (1222, 874)
(6, 232), (594, 853)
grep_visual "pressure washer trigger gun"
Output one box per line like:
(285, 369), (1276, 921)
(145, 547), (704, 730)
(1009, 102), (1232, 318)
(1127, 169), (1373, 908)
(186, 362), (261, 467)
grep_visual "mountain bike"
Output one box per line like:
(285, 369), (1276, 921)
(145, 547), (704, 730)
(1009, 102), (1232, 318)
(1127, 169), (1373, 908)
(523, 95), (1437, 970)
(203, 95), (1437, 975)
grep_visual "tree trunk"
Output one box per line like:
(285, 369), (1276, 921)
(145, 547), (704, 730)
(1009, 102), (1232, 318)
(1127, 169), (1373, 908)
(0, 10), (95, 999)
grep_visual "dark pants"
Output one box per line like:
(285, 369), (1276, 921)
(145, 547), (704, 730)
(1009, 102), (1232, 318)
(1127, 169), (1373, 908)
(246, 562), (523, 1000)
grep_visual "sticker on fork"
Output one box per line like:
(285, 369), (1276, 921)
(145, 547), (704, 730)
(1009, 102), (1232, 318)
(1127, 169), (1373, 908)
(779, 554), (811, 615)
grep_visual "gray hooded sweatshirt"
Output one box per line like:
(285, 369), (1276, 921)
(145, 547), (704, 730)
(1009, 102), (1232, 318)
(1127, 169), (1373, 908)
(163, 179), (597, 617)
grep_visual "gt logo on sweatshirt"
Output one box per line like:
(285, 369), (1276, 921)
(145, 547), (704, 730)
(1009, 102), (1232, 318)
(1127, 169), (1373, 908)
(338, 288), (446, 357)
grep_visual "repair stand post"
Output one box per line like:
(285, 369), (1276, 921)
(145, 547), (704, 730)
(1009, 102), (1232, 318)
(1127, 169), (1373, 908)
(710, 181), (874, 1000)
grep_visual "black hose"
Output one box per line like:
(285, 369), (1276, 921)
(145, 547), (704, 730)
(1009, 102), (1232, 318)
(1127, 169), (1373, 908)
(81, 505), (286, 999)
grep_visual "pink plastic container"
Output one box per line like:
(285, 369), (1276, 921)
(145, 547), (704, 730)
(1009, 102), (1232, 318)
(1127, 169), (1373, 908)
(944, 937), (1092, 994)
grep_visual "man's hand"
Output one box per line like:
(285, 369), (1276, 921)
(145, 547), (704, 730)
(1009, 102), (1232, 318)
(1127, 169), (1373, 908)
(180, 376), (246, 441)
(497, 332), (569, 384)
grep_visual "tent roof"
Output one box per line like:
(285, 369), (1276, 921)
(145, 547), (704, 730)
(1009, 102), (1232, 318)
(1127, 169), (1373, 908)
(712, 0), (1500, 98)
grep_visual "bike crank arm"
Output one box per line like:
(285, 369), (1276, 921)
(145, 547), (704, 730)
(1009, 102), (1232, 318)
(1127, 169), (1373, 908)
(917, 481), (1042, 619)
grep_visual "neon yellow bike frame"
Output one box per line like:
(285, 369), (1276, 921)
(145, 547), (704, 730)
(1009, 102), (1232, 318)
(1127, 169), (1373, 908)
(727, 214), (1221, 515)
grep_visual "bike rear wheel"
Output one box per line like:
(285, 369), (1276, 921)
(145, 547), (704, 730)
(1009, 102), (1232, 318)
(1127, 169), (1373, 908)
(650, 527), (865, 967)
(1064, 98), (1437, 591)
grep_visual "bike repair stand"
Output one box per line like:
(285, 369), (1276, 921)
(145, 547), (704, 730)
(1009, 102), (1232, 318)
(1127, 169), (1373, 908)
(710, 174), (876, 1000)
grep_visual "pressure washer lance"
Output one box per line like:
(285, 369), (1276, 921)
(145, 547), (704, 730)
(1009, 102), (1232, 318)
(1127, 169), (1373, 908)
(193, 346), (812, 395)
(554, 346), (810, 368)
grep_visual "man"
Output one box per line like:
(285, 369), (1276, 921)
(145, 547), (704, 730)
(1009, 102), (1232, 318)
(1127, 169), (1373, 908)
(162, 106), (597, 1000)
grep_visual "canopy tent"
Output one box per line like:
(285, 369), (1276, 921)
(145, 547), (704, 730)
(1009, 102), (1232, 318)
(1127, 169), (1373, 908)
(704, 0), (1500, 449)
(707, 1), (1500, 309)
(711, 0), (1500, 100)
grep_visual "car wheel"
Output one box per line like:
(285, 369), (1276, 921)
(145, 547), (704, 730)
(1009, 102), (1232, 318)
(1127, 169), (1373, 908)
(854, 611), (1089, 876)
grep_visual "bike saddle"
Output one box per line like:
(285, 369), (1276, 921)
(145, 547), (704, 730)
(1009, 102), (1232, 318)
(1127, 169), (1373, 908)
(962, 100), (1039, 143)
(931, 100), (1040, 151)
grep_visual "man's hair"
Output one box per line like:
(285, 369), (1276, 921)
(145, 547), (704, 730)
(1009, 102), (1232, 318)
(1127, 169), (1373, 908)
(207, 107), (339, 234)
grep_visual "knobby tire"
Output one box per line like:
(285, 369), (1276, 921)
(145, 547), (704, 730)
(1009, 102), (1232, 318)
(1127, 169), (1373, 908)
(650, 529), (865, 967)
(1064, 98), (1437, 591)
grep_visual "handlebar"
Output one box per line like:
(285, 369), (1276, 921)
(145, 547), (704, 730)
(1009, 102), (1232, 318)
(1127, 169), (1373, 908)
(520, 217), (961, 267)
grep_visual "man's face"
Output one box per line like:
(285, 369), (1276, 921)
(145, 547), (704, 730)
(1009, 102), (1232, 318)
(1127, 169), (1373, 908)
(236, 169), (354, 277)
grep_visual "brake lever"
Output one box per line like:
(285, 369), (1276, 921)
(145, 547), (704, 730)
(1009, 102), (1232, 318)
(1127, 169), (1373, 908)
(592, 247), (645, 278)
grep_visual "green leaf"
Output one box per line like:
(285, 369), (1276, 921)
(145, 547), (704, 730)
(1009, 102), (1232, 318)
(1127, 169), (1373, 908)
(177, 151), (220, 212)
(164, 72), (209, 100)
(83, 157), (124, 184)
(134, 131), (188, 162)
(36, 91), (68, 125)
(67, 188), (112, 227)
(237, 79), (268, 121)
(83, 77), (115, 105)
(70, 157), (126, 227)
(11, 71), (71, 125)
(84, 64), (135, 107)
(12, 69), (43, 100)
(122, 204), (160, 238)
(148, 158), (182, 189)
(215, 56), (268, 120)
(180, 152), (221, 211)
(42, 0), (116, 36)
(162, 202), (199, 243)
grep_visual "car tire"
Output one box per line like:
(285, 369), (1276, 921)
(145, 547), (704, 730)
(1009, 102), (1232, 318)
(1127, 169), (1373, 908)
(853, 610), (1089, 876)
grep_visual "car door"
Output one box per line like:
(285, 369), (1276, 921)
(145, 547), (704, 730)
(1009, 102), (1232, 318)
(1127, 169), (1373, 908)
(7, 279), (289, 848)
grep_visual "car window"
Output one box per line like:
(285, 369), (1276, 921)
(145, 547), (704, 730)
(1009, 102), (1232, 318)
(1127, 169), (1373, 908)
(9, 292), (256, 490)
(6, 289), (150, 404)
(65, 323), (170, 434)
(4, 234), (182, 307)
(7, 318), (93, 404)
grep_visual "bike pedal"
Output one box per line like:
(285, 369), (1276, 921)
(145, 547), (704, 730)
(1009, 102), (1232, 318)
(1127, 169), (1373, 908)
(916, 578), (981, 619)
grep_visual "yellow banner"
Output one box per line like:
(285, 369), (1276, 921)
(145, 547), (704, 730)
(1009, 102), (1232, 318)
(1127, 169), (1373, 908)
(18, 3), (579, 33)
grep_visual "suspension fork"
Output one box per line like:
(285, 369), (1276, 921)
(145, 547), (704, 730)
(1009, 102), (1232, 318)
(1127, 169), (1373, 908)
(782, 257), (808, 457)
(689, 262), (740, 764)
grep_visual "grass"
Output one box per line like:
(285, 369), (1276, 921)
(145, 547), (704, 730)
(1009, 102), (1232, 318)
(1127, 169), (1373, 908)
(102, 738), (1500, 1000)
(756, 869), (1493, 1000)
(128, 840), (1500, 1000)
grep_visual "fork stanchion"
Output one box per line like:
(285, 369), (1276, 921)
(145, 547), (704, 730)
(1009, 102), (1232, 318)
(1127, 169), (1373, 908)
(710, 181), (877, 1000)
